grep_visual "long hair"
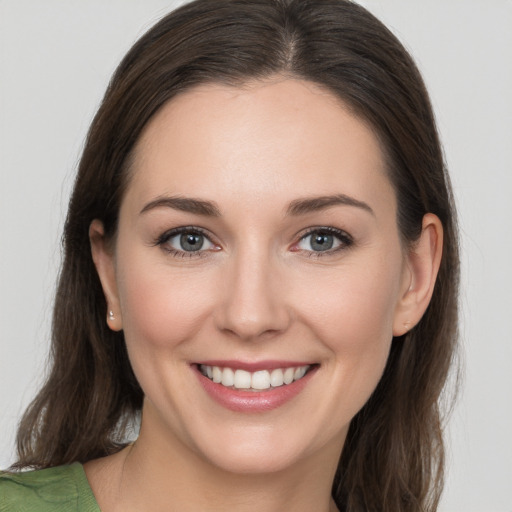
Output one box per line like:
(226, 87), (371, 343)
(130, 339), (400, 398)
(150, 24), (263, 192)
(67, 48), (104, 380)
(14, 1), (459, 510)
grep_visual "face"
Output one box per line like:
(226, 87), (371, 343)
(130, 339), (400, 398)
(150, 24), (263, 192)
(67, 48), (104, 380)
(93, 78), (417, 475)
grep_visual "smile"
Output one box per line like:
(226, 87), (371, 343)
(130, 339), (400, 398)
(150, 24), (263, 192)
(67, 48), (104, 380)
(195, 362), (318, 412)
(199, 364), (310, 391)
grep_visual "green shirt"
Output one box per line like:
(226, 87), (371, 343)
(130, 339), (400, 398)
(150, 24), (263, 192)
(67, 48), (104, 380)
(0, 463), (100, 512)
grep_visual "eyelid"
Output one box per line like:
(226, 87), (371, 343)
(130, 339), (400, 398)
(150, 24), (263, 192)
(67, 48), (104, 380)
(154, 226), (221, 257)
(153, 225), (353, 259)
(291, 226), (354, 256)
(155, 225), (208, 244)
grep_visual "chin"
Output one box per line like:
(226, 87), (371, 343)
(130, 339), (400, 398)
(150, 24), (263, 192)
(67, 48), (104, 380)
(198, 438), (308, 475)
(185, 416), (345, 477)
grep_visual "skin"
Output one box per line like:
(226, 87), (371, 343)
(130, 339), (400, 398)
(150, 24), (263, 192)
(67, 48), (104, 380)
(87, 78), (443, 512)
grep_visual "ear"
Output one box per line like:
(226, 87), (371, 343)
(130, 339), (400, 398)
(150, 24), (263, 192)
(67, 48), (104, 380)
(393, 213), (443, 336)
(89, 219), (123, 331)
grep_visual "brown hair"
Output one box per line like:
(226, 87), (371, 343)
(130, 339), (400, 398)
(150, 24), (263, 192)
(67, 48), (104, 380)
(14, 1), (459, 510)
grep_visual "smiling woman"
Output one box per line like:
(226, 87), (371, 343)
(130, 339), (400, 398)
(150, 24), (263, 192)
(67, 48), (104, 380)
(0, 1), (459, 512)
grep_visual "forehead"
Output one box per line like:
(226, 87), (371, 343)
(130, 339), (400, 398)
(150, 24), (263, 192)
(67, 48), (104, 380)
(126, 78), (395, 217)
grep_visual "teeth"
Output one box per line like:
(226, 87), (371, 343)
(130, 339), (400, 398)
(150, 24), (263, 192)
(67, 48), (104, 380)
(294, 366), (307, 380)
(251, 370), (270, 390)
(221, 367), (234, 387)
(270, 368), (284, 387)
(283, 367), (295, 385)
(212, 366), (222, 384)
(200, 364), (311, 391)
(234, 369), (251, 389)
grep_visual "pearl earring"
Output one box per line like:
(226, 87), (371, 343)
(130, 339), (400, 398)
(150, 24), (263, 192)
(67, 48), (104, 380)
(109, 310), (115, 321)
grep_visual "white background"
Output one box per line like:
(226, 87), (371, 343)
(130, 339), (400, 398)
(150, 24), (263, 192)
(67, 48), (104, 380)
(1, 1), (511, 510)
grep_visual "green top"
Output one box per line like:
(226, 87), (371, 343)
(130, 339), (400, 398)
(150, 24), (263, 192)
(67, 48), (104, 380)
(0, 463), (100, 512)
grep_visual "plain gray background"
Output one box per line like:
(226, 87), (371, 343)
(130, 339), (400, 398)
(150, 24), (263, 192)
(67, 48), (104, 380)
(1, 1), (511, 510)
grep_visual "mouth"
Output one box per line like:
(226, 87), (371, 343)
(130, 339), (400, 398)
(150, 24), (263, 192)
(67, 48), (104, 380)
(198, 364), (313, 392)
(194, 360), (319, 412)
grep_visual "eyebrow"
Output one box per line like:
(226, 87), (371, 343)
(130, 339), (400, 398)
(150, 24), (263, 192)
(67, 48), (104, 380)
(286, 194), (374, 216)
(140, 196), (221, 217)
(140, 193), (374, 218)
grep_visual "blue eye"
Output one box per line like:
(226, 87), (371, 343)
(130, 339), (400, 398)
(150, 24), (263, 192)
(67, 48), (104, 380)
(158, 228), (216, 255)
(296, 228), (352, 254)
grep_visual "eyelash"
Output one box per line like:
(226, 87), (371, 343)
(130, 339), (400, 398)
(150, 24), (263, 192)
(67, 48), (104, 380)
(294, 227), (354, 258)
(154, 226), (354, 259)
(155, 226), (217, 259)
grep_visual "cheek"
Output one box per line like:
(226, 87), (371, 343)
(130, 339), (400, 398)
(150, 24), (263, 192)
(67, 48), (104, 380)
(116, 256), (217, 352)
(295, 254), (403, 392)
(307, 266), (401, 429)
(302, 262), (400, 344)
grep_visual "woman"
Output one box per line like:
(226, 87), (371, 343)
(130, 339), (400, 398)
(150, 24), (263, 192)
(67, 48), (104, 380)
(0, 0), (459, 511)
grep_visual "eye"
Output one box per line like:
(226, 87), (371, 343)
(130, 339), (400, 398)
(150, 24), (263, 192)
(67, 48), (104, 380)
(172, 232), (212, 252)
(294, 228), (353, 255)
(157, 227), (218, 256)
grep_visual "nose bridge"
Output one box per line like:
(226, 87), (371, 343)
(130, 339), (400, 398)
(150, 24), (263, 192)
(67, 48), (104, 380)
(215, 241), (290, 340)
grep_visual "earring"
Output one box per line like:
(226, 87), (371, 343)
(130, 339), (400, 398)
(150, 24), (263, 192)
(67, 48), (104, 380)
(109, 310), (115, 321)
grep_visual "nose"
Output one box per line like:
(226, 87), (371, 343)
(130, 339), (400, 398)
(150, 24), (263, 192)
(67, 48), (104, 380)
(214, 247), (291, 341)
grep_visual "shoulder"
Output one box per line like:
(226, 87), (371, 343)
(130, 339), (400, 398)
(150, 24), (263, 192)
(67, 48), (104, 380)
(0, 463), (100, 512)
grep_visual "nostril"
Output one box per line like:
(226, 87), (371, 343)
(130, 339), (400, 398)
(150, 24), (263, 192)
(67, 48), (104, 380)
(214, 301), (291, 341)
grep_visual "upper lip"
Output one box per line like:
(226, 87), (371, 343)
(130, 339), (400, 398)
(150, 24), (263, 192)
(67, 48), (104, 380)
(194, 360), (316, 372)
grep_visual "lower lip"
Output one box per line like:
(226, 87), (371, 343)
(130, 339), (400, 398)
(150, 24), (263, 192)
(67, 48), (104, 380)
(194, 365), (317, 413)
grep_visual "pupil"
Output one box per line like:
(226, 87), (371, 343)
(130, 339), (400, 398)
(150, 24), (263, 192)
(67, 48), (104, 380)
(311, 233), (333, 251)
(180, 233), (203, 251)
